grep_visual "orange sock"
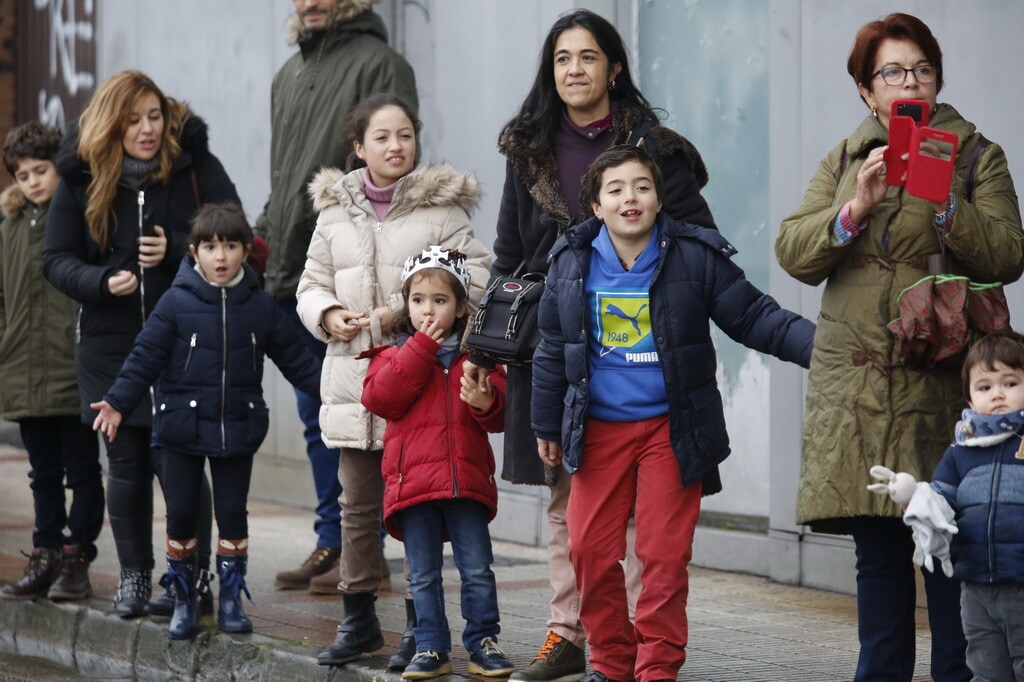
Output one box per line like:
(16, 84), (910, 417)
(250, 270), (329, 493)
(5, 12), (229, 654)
(218, 537), (248, 556)
(167, 537), (197, 560)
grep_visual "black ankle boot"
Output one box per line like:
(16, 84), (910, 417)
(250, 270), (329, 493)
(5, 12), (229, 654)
(217, 554), (252, 633)
(387, 598), (417, 670)
(113, 568), (151, 618)
(161, 556), (199, 640)
(316, 592), (385, 666)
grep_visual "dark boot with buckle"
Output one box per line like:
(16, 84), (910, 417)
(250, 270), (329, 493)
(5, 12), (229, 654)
(161, 554), (200, 640)
(1, 548), (60, 600)
(113, 568), (151, 618)
(316, 592), (385, 665)
(150, 558), (214, 618)
(216, 539), (253, 633)
(47, 544), (92, 601)
(275, 546), (340, 590)
(387, 598), (417, 670)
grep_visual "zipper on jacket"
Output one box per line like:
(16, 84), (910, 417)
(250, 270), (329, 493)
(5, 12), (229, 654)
(220, 289), (228, 451)
(443, 367), (459, 497)
(137, 191), (147, 324)
(75, 307), (82, 344)
(251, 332), (257, 372)
(183, 333), (198, 371)
(375, 221), (382, 233)
(987, 456), (1001, 580)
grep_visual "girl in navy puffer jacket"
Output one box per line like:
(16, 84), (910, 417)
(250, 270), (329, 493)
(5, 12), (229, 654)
(92, 204), (320, 641)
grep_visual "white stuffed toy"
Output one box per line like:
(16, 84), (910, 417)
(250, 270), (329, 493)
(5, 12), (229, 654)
(867, 465), (959, 578)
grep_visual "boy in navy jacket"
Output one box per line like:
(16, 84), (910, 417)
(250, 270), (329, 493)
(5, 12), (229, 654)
(92, 204), (320, 640)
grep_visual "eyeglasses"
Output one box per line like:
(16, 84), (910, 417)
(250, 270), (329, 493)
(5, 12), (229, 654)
(872, 64), (937, 86)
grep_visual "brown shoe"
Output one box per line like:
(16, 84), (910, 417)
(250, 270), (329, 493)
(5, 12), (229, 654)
(308, 562), (341, 594)
(274, 546), (340, 590)
(48, 544), (92, 601)
(1, 548), (61, 600)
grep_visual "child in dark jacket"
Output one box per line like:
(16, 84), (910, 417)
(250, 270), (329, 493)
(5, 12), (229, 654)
(532, 145), (815, 682)
(869, 330), (1024, 681)
(0, 122), (104, 603)
(359, 246), (514, 679)
(92, 204), (321, 640)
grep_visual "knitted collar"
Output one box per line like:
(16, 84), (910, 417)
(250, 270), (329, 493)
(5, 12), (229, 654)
(121, 156), (160, 189)
(954, 407), (1024, 446)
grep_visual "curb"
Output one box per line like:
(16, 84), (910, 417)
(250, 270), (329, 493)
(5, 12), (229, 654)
(0, 597), (414, 681)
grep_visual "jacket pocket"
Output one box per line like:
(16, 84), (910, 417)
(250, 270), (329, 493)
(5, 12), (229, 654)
(154, 393), (200, 451)
(244, 396), (270, 451)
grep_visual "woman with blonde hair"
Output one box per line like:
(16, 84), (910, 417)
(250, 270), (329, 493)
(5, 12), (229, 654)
(44, 70), (240, 618)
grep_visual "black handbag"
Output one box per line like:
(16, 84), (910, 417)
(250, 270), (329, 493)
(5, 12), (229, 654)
(465, 272), (545, 366)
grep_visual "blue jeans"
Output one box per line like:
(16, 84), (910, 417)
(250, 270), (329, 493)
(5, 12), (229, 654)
(849, 516), (970, 682)
(280, 298), (341, 549)
(398, 499), (500, 653)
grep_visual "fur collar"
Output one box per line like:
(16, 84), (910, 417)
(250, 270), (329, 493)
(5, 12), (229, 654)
(498, 103), (709, 226)
(0, 184), (28, 219)
(55, 112), (211, 184)
(309, 163), (481, 218)
(285, 0), (377, 46)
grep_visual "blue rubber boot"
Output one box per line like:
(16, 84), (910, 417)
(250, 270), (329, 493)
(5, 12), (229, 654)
(217, 553), (253, 633)
(160, 555), (199, 640)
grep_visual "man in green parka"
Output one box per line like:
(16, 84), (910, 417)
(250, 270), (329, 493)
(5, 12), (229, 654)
(256, 0), (417, 606)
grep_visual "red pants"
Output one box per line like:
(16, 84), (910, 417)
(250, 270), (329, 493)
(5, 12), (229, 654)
(567, 416), (702, 682)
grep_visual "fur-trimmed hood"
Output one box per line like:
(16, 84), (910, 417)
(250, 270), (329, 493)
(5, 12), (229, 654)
(55, 112), (211, 184)
(285, 0), (378, 46)
(0, 184), (28, 219)
(498, 102), (709, 225)
(309, 164), (481, 217)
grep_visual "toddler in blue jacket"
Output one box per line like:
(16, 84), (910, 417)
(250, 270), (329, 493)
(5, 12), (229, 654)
(870, 330), (1024, 680)
(92, 203), (321, 640)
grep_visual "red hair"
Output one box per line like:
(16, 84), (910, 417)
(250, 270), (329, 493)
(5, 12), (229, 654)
(847, 13), (943, 100)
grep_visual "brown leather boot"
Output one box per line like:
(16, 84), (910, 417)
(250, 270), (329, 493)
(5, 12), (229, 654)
(1, 548), (60, 600)
(48, 544), (92, 601)
(274, 546), (340, 590)
(308, 561), (341, 594)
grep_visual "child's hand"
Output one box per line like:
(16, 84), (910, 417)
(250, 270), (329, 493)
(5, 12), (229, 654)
(323, 308), (367, 342)
(138, 225), (168, 269)
(418, 316), (445, 343)
(460, 373), (494, 411)
(537, 438), (563, 467)
(463, 360), (490, 393)
(106, 270), (139, 297)
(90, 400), (123, 442)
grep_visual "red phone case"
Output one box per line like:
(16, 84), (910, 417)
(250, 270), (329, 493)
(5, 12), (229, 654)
(885, 99), (931, 187)
(906, 127), (958, 203)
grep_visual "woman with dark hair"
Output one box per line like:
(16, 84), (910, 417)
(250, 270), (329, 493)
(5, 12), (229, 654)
(464, 9), (716, 679)
(776, 13), (1022, 681)
(43, 70), (239, 619)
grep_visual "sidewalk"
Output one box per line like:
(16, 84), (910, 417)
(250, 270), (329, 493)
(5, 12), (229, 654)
(0, 440), (937, 681)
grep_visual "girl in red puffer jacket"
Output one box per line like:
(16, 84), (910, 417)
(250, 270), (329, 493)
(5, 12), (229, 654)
(359, 245), (514, 678)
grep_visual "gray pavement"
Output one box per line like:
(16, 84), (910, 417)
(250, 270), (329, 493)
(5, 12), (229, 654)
(0, 439), (938, 681)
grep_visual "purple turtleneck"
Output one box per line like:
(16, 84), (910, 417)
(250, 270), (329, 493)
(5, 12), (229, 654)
(362, 168), (397, 221)
(555, 109), (615, 221)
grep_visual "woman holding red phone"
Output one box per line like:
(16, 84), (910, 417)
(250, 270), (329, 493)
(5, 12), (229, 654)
(775, 12), (1022, 682)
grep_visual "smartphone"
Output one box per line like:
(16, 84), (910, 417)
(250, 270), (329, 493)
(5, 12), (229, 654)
(906, 127), (958, 203)
(885, 99), (931, 186)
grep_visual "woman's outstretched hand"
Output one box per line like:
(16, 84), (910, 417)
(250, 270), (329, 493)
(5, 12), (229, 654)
(849, 146), (890, 224)
(90, 400), (123, 441)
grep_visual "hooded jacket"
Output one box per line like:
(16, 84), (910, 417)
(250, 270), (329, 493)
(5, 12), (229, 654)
(103, 257), (321, 458)
(775, 104), (1023, 532)
(0, 185), (79, 419)
(361, 332), (506, 539)
(43, 114), (241, 428)
(296, 163), (491, 450)
(533, 214), (814, 494)
(256, 0), (418, 301)
(492, 102), (719, 485)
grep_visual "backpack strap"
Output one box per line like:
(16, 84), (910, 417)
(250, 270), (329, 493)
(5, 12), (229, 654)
(963, 133), (991, 202)
(626, 117), (660, 165)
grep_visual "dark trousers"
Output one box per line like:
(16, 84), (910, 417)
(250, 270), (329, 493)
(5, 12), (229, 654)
(104, 426), (212, 571)
(281, 297), (341, 549)
(19, 416), (104, 560)
(849, 516), (970, 682)
(162, 449), (253, 541)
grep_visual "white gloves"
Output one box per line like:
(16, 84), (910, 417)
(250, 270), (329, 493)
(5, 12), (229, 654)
(866, 465), (959, 578)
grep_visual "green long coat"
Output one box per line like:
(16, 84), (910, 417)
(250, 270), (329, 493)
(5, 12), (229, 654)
(775, 104), (1023, 533)
(0, 185), (79, 420)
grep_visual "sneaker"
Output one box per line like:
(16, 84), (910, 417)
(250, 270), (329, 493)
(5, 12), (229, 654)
(468, 637), (515, 677)
(0, 548), (60, 600)
(47, 544), (92, 601)
(510, 632), (585, 682)
(402, 651), (452, 680)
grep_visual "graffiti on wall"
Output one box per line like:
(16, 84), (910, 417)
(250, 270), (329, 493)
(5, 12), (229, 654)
(18, 0), (96, 128)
